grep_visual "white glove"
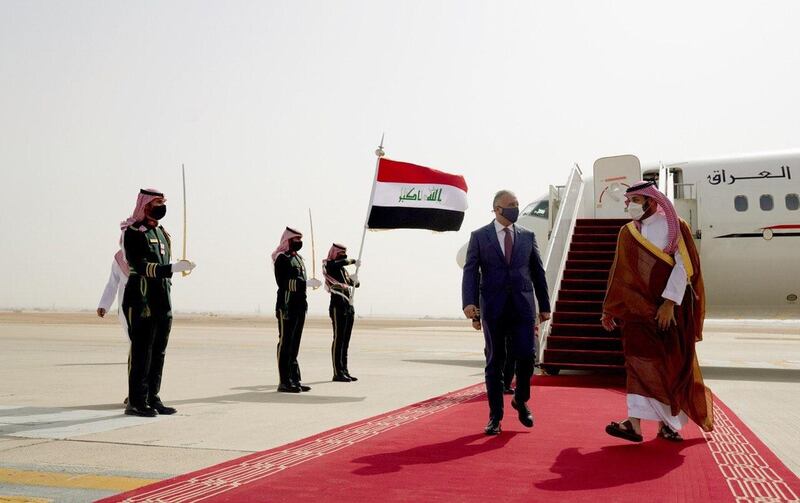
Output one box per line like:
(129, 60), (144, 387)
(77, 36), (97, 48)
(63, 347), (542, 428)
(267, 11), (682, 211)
(349, 273), (359, 284)
(354, 259), (362, 268)
(172, 260), (196, 273)
(307, 278), (322, 289)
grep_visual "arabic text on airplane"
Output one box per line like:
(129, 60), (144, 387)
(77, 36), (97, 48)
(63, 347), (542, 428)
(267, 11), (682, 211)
(707, 165), (792, 185)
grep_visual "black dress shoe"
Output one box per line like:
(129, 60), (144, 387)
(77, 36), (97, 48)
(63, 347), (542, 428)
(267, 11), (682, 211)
(343, 373), (358, 382)
(297, 384), (311, 392)
(511, 398), (534, 428)
(332, 374), (351, 382)
(485, 419), (502, 436)
(503, 386), (514, 395)
(125, 404), (157, 417)
(150, 400), (177, 415)
(277, 383), (302, 393)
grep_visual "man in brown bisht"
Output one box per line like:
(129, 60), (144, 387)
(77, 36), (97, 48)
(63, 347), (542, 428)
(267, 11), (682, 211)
(601, 180), (713, 442)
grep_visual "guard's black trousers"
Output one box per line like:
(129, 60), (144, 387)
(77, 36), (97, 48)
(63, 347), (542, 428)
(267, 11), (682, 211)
(330, 304), (354, 376)
(277, 309), (305, 385)
(127, 313), (172, 407)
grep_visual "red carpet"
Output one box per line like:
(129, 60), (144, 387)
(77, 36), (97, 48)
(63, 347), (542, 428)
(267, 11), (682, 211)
(100, 375), (800, 502)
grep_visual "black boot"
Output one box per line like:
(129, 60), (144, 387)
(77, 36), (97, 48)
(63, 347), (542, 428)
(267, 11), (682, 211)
(125, 402), (157, 417)
(150, 397), (177, 415)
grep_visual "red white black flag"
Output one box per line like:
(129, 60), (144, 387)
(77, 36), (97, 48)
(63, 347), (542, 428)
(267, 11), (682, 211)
(367, 158), (468, 231)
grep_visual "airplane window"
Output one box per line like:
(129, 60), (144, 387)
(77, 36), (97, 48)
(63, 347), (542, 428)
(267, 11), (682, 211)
(759, 194), (774, 211)
(521, 202), (538, 215)
(786, 194), (800, 211)
(532, 201), (548, 219)
(521, 200), (549, 219)
(734, 195), (748, 212)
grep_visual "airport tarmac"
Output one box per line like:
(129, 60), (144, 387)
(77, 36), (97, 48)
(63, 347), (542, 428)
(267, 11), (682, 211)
(0, 312), (798, 502)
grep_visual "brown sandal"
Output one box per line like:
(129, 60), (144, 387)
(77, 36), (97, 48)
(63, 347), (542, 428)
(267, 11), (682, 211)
(605, 420), (643, 443)
(657, 423), (684, 442)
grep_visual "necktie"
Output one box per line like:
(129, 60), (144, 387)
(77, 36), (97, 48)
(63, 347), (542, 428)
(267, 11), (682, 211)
(503, 228), (512, 264)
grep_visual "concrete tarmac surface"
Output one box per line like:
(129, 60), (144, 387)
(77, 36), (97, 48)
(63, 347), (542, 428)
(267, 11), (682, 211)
(0, 312), (797, 501)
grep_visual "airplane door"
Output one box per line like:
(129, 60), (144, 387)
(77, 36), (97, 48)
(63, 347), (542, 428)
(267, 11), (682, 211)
(593, 155), (642, 218)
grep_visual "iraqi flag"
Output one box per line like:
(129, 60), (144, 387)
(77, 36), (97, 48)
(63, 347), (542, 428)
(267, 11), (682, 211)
(366, 158), (468, 232)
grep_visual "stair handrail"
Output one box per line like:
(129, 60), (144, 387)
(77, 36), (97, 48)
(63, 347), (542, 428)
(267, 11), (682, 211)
(538, 163), (585, 363)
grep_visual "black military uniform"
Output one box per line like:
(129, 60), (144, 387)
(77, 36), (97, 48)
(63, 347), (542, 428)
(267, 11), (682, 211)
(122, 220), (175, 416)
(325, 257), (359, 381)
(274, 251), (309, 392)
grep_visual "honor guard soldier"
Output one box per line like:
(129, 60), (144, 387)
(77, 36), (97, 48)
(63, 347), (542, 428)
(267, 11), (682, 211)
(272, 227), (321, 393)
(322, 243), (361, 382)
(121, 188), (195, 417)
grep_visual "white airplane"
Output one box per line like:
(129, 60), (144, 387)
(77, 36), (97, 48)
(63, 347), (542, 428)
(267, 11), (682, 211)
(458, 150), (800, 318)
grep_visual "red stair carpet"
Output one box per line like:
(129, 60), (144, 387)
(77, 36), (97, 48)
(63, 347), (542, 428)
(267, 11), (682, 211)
(100, 375), (799, 503)
(542, 218), (628, 374)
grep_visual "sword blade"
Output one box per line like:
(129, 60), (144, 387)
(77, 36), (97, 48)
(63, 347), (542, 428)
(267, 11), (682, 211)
(181, 163), (190, 276)
(308, 208), (317, 282)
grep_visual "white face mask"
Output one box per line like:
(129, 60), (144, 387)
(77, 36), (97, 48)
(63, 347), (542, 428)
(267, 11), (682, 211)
(628, 202), (646, 220)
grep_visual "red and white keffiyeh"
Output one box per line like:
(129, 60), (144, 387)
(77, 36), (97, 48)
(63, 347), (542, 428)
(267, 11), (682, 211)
(120, 188), (165, 230)
(113, 249), (130, 278)
(271, 227), (303, 263)
(322, 243), (349, 293)
(625, 181), (680, 254)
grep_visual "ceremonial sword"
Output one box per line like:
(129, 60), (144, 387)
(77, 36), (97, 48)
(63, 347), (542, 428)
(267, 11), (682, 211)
(181, 163), (191, 277)
(309, 208), (319, 288)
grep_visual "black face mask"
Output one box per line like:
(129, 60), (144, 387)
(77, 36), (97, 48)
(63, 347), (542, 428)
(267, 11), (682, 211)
(149, 205), (167, 220)
(499, 206), (519, 224)
(289, 240), (303, 252)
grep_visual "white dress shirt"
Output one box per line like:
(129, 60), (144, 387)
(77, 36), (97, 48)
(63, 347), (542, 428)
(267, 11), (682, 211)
(493, 219), (515, 257)
(640, 212), (687, 305)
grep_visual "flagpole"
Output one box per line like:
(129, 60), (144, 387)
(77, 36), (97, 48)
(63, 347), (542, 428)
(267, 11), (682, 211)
(352, 133), (385, 303)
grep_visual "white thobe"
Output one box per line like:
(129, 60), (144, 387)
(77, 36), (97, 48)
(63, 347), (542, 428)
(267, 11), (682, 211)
(627, 212), (689, 430)
(98, 260), (129, 338)
(639, 212), (687, 305)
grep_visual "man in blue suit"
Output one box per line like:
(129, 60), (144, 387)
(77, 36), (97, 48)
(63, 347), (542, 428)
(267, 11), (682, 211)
(462, 190), (551, 435)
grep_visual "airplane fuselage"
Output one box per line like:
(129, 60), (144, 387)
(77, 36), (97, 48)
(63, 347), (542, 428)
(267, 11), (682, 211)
(661, 152), (799, 317)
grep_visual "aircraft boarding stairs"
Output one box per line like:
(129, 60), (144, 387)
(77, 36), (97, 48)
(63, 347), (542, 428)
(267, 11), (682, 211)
(539, 218), (629, 375)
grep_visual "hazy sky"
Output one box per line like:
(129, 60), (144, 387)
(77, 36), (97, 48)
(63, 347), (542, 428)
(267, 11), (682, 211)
(2, 1), (799, 317)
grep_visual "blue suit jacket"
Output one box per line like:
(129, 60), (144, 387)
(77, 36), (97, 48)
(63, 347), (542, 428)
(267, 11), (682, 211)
(461, 221), (551, 326)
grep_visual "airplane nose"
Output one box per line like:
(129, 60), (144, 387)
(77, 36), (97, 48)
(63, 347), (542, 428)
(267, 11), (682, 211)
(456, 242), (468, 269)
